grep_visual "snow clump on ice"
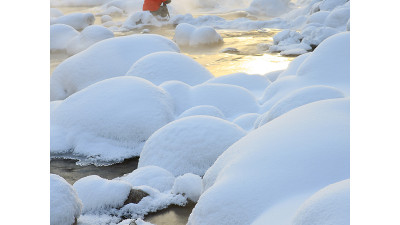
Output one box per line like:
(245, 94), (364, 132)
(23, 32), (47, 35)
(50, 174), (82, 225)
(50, 76), (174, 165)
(50, 24), (79, 52)
(172, 173), (203, 202)
(125, 51), (214, 86)
(138, 116), (246, 176)
(50, 34), (179, 101)
(66, 25), (114, 55)
(50, 12), (95, 30)
(173, 23), (223, 47)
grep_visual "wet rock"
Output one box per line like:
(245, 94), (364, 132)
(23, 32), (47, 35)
(124, 189), (150, 205)
(220, 47), (240, 54)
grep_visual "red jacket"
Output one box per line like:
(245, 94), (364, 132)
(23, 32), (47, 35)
(143, 0), (167, 11)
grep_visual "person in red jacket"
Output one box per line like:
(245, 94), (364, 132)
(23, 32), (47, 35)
(143, 0), (171, 18)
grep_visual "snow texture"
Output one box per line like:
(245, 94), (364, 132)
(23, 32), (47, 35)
(50, 24), (79, 52)
(73, 175), (132, 212)
(50, 77), (174, 165)
(178, 105), (226, 120)
(125, 52), (213, 86)
(66, 25), (114, 55)
(50, 34), (179, 101)
(118, 166), (176, 192)
(233, 113), (260, 131)
(173, 23), (223, 47)
(51, 174), (82, 225)
(50, 13), (95, 30)
(190, 98), (349, 225)
(172, 173), (203, 202)
(138, 116), (246, 176)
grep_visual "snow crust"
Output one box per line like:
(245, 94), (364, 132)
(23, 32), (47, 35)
(50, 13), (95, 30)
(50, 34), (180, 101)
(178, 105), (225, 120)
(66, 25), (114, 55)
(50, 24), (79, 52)
(50, 77), (174, 165)
(138, 116), (246, 176)
(73, 175), (132, 212)
(172, 173), (203, 202)
(190, 98), (349, 225)
(51, 174), (82, 225)
(125, 52), (213, 86)
(173, 23), (223, 47)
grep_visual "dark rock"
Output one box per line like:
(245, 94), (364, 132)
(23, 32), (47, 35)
(124, 189), (150, 205)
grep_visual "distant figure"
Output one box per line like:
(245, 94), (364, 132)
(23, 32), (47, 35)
(143, 0), (171, 18)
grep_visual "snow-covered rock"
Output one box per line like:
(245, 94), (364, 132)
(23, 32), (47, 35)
(101, 15), (113, 23)
(50, 77), (174, 165)
(138, 116), (246, 176)
(50, 8), (64, 18)
(173, 23), (197, 46)
(50, 34), (179, 101)
(178, 105), (225, 120)
(173, 23), (223, 47)
(233, 113), (260, 131)
(50, 24), (80, 52)
(66, 25), (114, 55)
(172, 173), (203, 202)
(50, 13), (95, 30)
(73, 175), (132, 212)
(125, 52), (213, 86)
(118, 166), (176, 192)
(278, 53), (311, 78)
(51, 174), (82, 225)
(190, 98), (349, 225)
(264, 70), (283, 82)
(291, 179), (350, 225)
(122, 11), (162, 30)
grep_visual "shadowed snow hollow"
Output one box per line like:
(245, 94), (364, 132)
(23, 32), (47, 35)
(190, 98), (349, 225)
(138, 116), (246, 176)
(50, 34), (179, 101)
(50, 77), (174, 165)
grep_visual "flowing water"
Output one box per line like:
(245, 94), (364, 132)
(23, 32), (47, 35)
(50, 6), (295, 225)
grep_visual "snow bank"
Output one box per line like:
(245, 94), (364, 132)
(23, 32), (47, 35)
(50, 24), (79, 52)
(178, 105), (225, 120)
(125, 52), (213, 86)
(256, 85), (345, 127)
(173, 23), (223, 47)
(118, 166), (175, 192)
(172, 173), (203, 202)
(66, 25), (114, 55)
(73, 175), (132, 212)
(206, 73), (271, 98)
(291, 179), (350, 225)
(50, 77), (174, 165)
(138, 116), (246, 176)
(190, 98), (349, 225)
(50, 34), (179, 101)
(50, 13), (95, 30)
(51, 174), (82, 225)
(233, 113), (259, 131)
(51, 0), (112, 7)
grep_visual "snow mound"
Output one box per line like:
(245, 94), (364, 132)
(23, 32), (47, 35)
(206, 73), (271, 98)
(73, 175), (132, 212)
(291, 179), (350, 225)
(159, 81), (192, 115)
(278, 53), (311, 78)
(247, 0), (291, 17)
(122, 11), (162, 30)
(172, 173), (203, 202)
(191, 98), (349, 225)
(264, 70), (283, 82)
(66, 25), (114, 55)
(50, 13), (95, 30)
(50, 34), (179, 100)
(50, 24), (79, 52)
(50, 77), (174, 165)
(101, 15), (113, 23)
(233, 113), (259, 131)
(118, 166), (175, 192)
(51, 174), (82, 225)
(138, 116), (246, 176)
(178, 105), (225, 120)
(173, 23), (223, 47)
(51, 8), (64, 18)
(325, 4), (350, 29)
(256, 85), (345, 127)
(125, 52), (213, 86)
(191, 83), (260, 119)
(307, 11), (330, 24)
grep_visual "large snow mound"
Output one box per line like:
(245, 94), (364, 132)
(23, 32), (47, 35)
(50, 34), (179, 101)
(50, 13), (95, 30)
(125, 52), (213, 86)
(118, 166), (176, 192)
(178, 105), (226, 120)
(173, 23), (223, 47)
(172, 173), (203, 202)
(138, 116), (246, 176)
(66, 25), (114, 56)
(73, 175), (132, 212)
(50, 76), (174, 165)
(291, 179), (350, 225)
(51, 174), (82, 225)
(50, 24), (79, 52)
(190, 98), (349, 225)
